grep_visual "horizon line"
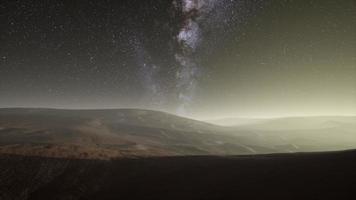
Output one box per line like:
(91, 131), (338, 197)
(0, 106), (355, 120)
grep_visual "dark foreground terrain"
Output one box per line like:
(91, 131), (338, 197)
(1, 150), (356, 200)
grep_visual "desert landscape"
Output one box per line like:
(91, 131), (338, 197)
(0, 108), (356, 199)
(1, 0), (355, 199)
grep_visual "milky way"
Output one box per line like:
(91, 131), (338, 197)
(173, 0), (220, 114)
(1, 0), (354, 118)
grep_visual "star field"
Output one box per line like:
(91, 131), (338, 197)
(0, 0), (355, 118)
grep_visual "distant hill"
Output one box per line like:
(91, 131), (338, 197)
(207, 117), (270, 126)
(223, 116), (356, 153)
(208, 116), (356, 129)
(236, 116), (356, 130)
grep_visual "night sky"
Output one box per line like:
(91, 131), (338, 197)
(0, 0), (355, 119)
